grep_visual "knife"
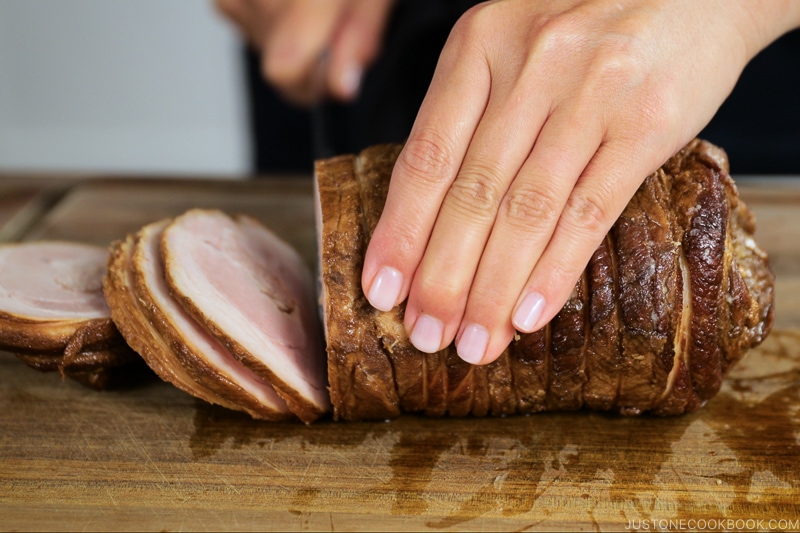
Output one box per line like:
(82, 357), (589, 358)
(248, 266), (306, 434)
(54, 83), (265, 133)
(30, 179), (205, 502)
(310, 50), (335, 160)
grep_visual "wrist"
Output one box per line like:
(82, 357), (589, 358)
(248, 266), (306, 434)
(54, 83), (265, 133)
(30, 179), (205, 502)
(733, 0), (800, 60)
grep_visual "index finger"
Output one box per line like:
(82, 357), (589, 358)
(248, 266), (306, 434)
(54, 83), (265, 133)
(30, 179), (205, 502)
(263, 0), (347, 91)
(361, 30), (489, 313)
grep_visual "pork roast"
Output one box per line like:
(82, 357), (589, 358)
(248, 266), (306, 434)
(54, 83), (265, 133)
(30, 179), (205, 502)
(316, 139), (775, 421)
(0, 241), (138, 389)
(103, 209), (329, 423)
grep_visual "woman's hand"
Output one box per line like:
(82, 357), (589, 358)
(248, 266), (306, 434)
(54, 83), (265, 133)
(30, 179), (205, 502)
(215, 0), (395, 105)
(362, 0), (800, 365)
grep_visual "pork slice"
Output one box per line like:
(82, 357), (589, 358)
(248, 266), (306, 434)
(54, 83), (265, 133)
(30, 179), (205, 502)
(650, 249), (699, 415)
(444, 347), (475, 417)
(487, 350), (516, 416)
(612, 175), (678, 414)
(547, 274), (588, 411)
(375, 310), (428, 413)
(424, 350), (448, 417)
(470, 364), (491, 417)
(0, 242), (114, 352)
(130, 220), (292, 421)
(105, 230), (227, 401)
(582, 235), (621, 411)
(161, 209), (328, 423)
(664, 144), (727, 403)
(661, 139), (773, 405)
(354, 145), (426, 415)
(0, 313), (104, 353)
(0, 242), (109, 320)
(0, 241), (136, 389)
(316, 155), (400, 421)
(509, 327), (549, 414)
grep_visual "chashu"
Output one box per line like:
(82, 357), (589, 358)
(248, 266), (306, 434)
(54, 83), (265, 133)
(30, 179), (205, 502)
(316, 139), (775, 421)
(160, 209), (329, 423)
(104, 220), (292, 421)
(0, 241), (137, 389)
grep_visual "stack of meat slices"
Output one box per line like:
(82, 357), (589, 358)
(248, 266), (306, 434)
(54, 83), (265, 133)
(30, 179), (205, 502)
(316, 139), (775, 421)
(0, 241), (139, 389)
(103, 209), (329, 423)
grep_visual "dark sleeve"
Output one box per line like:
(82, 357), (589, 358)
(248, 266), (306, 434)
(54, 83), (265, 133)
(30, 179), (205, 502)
(700, 28), (800, 174)
(247, 0), (481, 174)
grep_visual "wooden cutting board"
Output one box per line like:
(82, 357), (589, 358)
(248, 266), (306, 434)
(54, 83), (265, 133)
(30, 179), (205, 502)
(1, 177), (799, 532)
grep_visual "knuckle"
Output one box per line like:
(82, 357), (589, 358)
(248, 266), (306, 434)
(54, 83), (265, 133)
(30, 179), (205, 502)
(535, 14), (584, 54)
(563, 190), (613, 235)
(396, 130), (455, 190)
(639, 91), (680, 135)
(446, 168), (503, 221)
(500, 184), (561, 232)
(261, 54), (294, 87)
(579, 37), (648, 101)
(451, 3), (494, 42)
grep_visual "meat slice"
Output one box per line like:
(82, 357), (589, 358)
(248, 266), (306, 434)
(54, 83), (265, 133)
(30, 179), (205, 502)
(105, 229), (220, 398)
(110, 220), (292, 420)
(160, 209), (328, 423)
(317, 139), (775, 421)
(315, 155), (400, 421)
(0, 242), (138, 389)
(582, 235), (621, 411)
(546, 275), (588, 411)
(612, 174), (680, 414)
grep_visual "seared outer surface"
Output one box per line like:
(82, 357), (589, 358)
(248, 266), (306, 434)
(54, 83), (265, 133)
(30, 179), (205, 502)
(319, 139), (775, 421)
(317, 154), (401, 421)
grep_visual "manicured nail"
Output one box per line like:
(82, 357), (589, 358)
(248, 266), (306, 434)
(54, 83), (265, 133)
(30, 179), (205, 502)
(340, 64), (362, 100)
(366, 266), (403, 312)
(409, 314), (443, 353)
(457, 323), (490, 365)
(513, 292), (546, 332)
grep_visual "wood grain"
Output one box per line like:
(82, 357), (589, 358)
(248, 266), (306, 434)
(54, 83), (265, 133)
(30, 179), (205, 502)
(1, 176), (798, 532)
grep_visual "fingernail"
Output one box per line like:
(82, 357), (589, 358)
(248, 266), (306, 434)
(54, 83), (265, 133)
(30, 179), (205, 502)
(367, 266), (403, 312)
(457, 323), (490, 365)
(513, 292), (546, 332)
(340, 64), (362, 99)
(409, 314), (443, 354)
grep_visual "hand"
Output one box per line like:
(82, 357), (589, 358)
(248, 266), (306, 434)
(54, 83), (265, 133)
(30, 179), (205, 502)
(215, 0), (395, 105)
(362, 0), (800, 365)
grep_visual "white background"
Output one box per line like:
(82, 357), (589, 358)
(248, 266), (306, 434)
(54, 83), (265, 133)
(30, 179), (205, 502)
(0, 0), (251, 177)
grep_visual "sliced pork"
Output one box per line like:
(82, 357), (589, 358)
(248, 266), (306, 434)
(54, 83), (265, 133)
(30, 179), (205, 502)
(161, 210), (328, 422)
(0, 242), (138, 389)
(316, 139), (775, 421)
(104, 209), (328, 423)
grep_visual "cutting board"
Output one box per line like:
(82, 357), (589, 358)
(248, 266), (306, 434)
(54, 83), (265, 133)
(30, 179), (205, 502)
(1, 177), (799, 532)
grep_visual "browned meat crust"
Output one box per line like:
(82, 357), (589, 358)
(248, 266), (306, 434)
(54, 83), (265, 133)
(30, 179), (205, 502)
(317, 139), (775, 421)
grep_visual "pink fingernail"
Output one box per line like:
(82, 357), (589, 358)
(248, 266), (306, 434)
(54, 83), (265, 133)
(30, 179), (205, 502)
(409, 314), (443, 354)
(340, 64), (362, 99)
(513, 292), (546, 332)
(367, 266), (403, 311)
(457, 323), (489, 365)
